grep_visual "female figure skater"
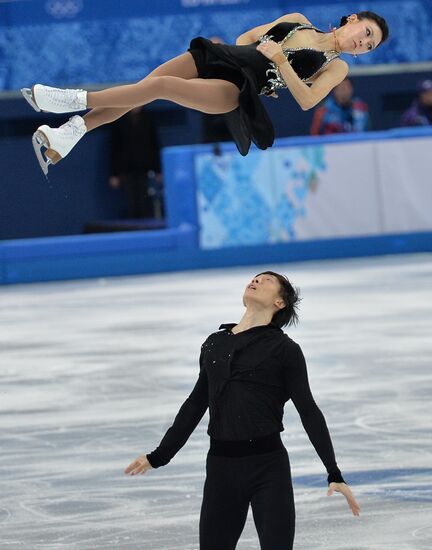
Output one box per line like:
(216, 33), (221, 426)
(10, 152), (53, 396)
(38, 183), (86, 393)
(125, 271), (360, 550)
(22, 11), (388, 175)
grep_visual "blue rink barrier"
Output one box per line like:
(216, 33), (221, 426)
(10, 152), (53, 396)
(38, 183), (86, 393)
(0, 229), (431, 286)
(1, 128), (432, 285)
(163, 126), (432, 231)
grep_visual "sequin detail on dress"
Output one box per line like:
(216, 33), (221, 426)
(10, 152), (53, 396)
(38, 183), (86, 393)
(258, 23), (340, 96)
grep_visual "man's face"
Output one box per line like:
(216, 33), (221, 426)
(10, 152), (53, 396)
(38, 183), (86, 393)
(243, 273), (284, 311)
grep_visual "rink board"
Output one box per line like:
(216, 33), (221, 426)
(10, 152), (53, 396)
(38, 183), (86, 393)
(1, 128), (432, 285)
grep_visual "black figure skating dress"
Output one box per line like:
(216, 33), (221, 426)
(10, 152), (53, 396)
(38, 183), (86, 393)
(188, 22), (340, 155)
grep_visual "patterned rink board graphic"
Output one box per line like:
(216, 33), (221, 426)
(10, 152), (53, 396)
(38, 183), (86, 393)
(0, 254), (431, 549)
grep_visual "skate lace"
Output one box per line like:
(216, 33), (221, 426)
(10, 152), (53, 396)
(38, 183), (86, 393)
(48, 87), (85, 109)
(70, 124), (85, 137)
(60, 117), (86, 138)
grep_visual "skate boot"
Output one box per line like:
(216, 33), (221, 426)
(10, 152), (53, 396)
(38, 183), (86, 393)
(32, 115), (87, 176)
(21, 84), (87, 114)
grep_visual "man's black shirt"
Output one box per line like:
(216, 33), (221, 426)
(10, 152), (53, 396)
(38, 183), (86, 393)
(147, 323), (343, 482)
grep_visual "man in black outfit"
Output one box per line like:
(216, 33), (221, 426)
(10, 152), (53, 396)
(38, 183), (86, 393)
(125, 271), (360, 549)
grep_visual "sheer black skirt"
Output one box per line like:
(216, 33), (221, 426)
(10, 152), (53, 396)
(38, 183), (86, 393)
(188, 37), (275, 156)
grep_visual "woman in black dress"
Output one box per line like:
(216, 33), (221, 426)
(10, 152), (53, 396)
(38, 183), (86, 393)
(124, 271), (360, 549)
(22, 11), (389, 174)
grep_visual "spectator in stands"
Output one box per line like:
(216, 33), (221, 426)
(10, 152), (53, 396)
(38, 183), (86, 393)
(401, 79), (432, 127)
(109, 106), (164, 220)
(311, 77), (370, 135)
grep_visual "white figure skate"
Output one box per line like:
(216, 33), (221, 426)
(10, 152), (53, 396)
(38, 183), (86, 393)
(21, 84), (87, 114)
(32, 115), (87, 176)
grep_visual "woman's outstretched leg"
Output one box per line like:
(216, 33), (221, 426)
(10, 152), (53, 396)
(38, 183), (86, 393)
(25, 52), (239, 119)
(26, 52), (211, 174)
(84, 52), (239, 117)
(83, 107), (130, 132)
(84, 52), (199, 132)
(86, 75), (239, 115)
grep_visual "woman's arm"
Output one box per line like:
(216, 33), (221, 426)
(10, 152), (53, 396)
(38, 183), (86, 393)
(256, 40), (349, 110)
(280, 58), (349, 110)
(236, 12), (310, 45)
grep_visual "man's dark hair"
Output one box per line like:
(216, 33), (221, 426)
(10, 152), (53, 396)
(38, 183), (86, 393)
(256, 271), (300, 328)
(340, 11), (390, 47)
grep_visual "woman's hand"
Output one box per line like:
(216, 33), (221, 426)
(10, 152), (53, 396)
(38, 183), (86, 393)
(256, 39), (284, 61)
(124, 454), (153, 476)
(327, 482), (361, 516)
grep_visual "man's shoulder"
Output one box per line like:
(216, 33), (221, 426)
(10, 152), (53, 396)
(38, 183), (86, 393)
(279, 333), (302, 352)
(218, 323), (236, 331)
(201, 325), (232, 343)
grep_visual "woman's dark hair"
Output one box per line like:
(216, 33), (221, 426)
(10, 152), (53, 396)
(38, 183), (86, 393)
(256, 271), (300, 328)
(340, 11), (389, 47)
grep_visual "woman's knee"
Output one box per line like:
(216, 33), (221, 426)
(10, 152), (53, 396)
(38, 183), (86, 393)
(137, 75), (170, 96)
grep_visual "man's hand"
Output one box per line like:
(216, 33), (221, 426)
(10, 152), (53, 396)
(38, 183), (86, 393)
(124, 454), (153, 476)
(327, 482), (361, 516)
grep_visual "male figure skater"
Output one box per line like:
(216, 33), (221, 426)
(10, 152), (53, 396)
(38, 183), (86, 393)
(125, 271), (360, 549)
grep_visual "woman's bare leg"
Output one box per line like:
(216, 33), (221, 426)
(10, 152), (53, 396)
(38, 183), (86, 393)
(84, 53), (239, 119)
(83, 107), (130, 132)
(86, 75), (239, 114)
(84, 52), (200, 132)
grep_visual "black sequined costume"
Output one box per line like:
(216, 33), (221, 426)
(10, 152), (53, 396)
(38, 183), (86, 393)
(188, 22), (340, 155)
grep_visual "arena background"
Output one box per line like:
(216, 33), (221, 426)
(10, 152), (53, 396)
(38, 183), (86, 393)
(0, 0), (431, 280)
(0, 3), (432, 549)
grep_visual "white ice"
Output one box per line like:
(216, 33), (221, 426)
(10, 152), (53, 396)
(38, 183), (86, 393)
(1, 253), (432, 549)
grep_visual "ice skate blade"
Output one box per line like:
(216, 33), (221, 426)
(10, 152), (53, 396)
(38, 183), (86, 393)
(21, 87), (41, 112)
(32, 130), (62, 176)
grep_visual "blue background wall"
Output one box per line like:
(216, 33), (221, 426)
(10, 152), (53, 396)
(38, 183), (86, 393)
(0, 0), (431, 90)
(1, 1), (431, 243)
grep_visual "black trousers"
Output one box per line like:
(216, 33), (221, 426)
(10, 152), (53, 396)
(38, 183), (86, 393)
(199, 437), (295, 549)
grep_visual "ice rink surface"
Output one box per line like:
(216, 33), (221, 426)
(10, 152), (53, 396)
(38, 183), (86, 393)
(1, 253), (432, 550)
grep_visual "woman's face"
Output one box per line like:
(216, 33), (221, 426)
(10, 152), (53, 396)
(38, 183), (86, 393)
(338, 15), (383, 55)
